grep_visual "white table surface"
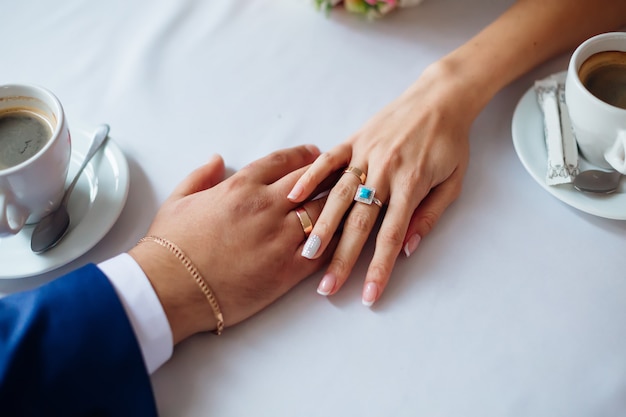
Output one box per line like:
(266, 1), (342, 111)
(2, 1), (626, 416)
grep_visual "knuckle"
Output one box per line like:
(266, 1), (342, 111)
(367, 262), (391, 283)
(311, 218), (330, 238)
(401, 169), (432, 198)
(345, 210), (374, 233)
(267, 151), (289, 167)
(330, 181), (355, 202)
(380, 148), (403, 171)
(224, 174), (248, 192)
(233, 194), (272, 215)
(399, 170), (421, 191)
(318, 151), (340, 166)
(417, 210), (439, 234)
(377, 224), (405, 248)
(301, 170), (321, 188)
(328, 256), (350, 277)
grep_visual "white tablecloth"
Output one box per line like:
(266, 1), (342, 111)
(2, 1), (626, 416)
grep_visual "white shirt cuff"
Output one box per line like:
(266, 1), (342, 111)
(98, 253), (173, 374)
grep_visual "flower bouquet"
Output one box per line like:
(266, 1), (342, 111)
(314, 0), (424, 19)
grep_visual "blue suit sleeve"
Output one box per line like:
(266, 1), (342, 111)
(0, 264), (158, 417)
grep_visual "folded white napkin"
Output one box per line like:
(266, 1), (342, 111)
(605, 131), (626, 173)
(534, 75), (579, 185)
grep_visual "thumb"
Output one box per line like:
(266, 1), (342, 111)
(170, 154), (226, 199)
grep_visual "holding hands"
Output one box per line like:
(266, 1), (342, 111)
(136, 0), (626, 318)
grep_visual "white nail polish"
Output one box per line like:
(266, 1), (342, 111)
(403, 242), (411, 258)
(316, 273), (336, 296)
(403, 234), (421, 258)
(302, 235), (321, 259)
(362, 282), (378, 307)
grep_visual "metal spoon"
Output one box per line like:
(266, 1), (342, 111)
(573, 169), (622, 194)
(31, 124), (110, 253)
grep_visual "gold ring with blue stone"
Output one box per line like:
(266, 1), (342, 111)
(354, 184), (383, 207)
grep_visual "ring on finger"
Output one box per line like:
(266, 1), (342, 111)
(354, 184), (383, 208)
(295, 207), (313, 237)
(343, 166), (367, 184)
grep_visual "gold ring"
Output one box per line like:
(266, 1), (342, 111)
(295, 207), (313, 237)
(343, 166), (367, 184)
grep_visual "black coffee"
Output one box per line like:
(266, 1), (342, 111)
(0, 109), (52, 170)
(578, 50), (626, 110)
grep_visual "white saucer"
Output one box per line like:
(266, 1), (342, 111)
(512, 80), (626, 220)
(0, 123), (129, 279)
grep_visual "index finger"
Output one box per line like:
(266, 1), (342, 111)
(241, 145), (321, 185)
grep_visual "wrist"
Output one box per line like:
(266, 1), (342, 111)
(129, 242), (216, 344)
(418, 57), (494, 121)
(397, 59), (485, 137)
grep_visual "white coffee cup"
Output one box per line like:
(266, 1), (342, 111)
(0, 84), (71, 237)
(565, 32), (626, 172)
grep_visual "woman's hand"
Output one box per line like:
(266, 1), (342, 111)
(287, 63), (472, 306)
(130, 145), (335, 343)
(290, 0), (626, 308)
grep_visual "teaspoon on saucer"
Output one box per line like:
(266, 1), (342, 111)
(30, 124), (110, 253)
(573, 169), (622, 194)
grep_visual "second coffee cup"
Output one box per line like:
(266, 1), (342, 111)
(565, 32), (626, 172)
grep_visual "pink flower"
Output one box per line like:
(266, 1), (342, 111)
(315, 0), (418, 19)
(364, 0), (396, 5)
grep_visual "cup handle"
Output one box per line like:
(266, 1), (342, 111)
(605, 130), (626, 175)
(0, 192), (28, 236)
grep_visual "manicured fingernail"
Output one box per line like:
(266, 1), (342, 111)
(317, 273), (336, 296)
(288, 183), (304, 201)
(403, 234), (421, 258)
(362, 282), (378, 307)
(302, 234), (321, 259)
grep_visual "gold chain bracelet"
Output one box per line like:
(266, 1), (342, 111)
(137, 235), (224, 335)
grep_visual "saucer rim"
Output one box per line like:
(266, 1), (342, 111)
(0, 124), (130, 279)
(511, 77), (626, 220)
